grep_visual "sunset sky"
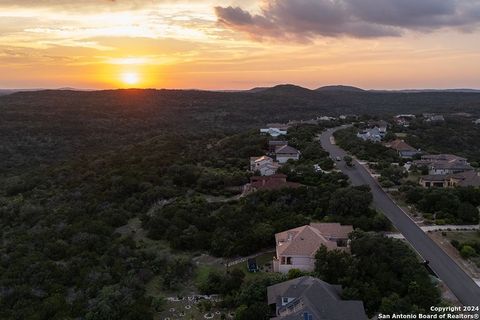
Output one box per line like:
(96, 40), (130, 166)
(1, 0), (479, 90)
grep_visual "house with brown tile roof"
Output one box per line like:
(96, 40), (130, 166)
(449, 170), (480, 187)
(384, 139), (421, 158)
(247, 174), (303, 193)
(273, 223), (353, 273)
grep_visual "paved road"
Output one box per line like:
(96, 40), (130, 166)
(320, 125), (480, 306)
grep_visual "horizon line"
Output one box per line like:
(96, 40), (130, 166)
(2, 85), (480, 92)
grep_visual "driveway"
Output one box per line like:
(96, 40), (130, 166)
(319, 126), (480, 306)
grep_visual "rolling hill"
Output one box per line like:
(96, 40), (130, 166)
(316, 85), (365, 92)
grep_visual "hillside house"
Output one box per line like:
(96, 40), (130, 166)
(414, 154), (473, 175)
(356, 126), (384, 142)
(268, 140), (288, 153)
(384, 139), (421, 158)
(368, 120), (388, 132)
(267, 276), (367, 320)
(393, 114), (416, 127)
(246, 174), (303, 193)
(273, 223), (353, 273)
(267, 123), (290, 130)
(317, 116), (336, 121)
(420, 171), (480, 188)
(261, 128), (288, 137)
(423, 113), (445, 123)
(250, 156), (280, 176)
(275, 145), (301, 163)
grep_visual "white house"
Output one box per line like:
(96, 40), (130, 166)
(250, 156), (280, 176)
(317, 116), (336, 121)
(260, 128), (288, 137)
(273, 223), (353, 273)
(356, 126), (384, 142)
(423, 113), (445, 123)
(275, 145), (300, 163)
(394, 114), (416, 127)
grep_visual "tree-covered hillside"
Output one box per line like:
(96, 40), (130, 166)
(0, 88), (468, 319)
(1, 89), (480, 175)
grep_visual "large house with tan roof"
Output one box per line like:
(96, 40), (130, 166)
(384, 139), (421, 158)
(273, 223), (353, 273)
(420, 171), (480, 188)
(414, 154), (474, 175)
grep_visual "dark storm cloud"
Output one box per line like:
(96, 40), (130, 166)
(215, 0), (480, 40)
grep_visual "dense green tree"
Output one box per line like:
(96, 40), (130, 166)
(314, 246), (354, 284)
(328, 186), (373, 217)
(314, 231), (441, 316)
(234, 303), (270, 320)
(457, 202), (479, 224)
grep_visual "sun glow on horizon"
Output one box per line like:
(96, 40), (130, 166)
(121, 72), (140, 86)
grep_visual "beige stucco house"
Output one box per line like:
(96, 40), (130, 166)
(273, 223), (353, 273)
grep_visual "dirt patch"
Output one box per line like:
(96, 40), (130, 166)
(427, 231), (480, 280)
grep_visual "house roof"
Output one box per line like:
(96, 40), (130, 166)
(267, 276), (367, 320)
(310, 223), (354, 239)
(266, 123), (290, 130)
(433, 162), (473, 171)
(450, 171), (480, 187)
(276, 226), (336, 257)
(275, 223), (353, 257)
(275, 145), (300, 155)
(394, 114), (416, 118)
(415, 154), (472, 171)
(250, 174), (303, 191)
(250, 155), (273, 163)
(421, 154), (466, 162)
(425, 115), (445, 121)
(269, 140), (288, 146)
(420, 171), (480, 187)
(385, 139), (416, 151)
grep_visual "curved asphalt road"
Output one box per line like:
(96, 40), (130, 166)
(320, 125), (480, 306)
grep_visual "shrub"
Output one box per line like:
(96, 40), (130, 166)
(450, 239), (460, 249)
(460, 245), (476, 259)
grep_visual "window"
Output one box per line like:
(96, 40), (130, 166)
(337, 239), (347, 247)
(286, 257), (292, 265)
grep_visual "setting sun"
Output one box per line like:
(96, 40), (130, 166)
(121, 72), (140, 86)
